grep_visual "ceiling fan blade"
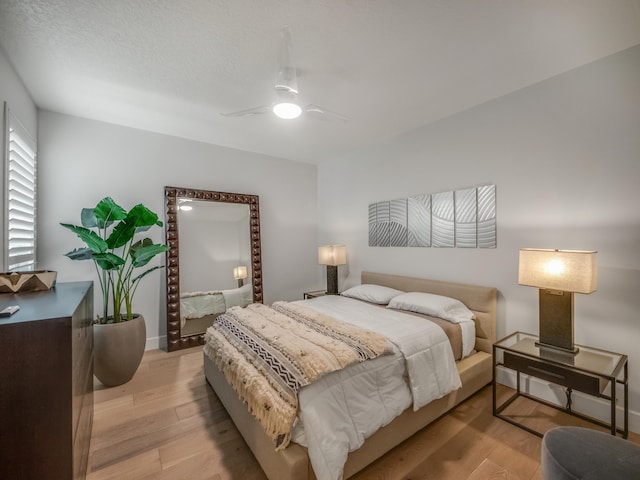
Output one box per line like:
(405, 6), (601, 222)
(220, 105), (271, 117)
(275, 26), (298, 94)
(305, 104), (349, 122)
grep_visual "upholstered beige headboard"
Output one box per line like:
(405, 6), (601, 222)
(361, 271), (497, 353)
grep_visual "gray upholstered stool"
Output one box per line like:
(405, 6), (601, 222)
(541, 426), (640, 480)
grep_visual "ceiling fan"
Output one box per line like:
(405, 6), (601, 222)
(221, 28), (347, 121)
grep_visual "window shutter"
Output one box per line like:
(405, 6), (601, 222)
(5, 108), (37, 271)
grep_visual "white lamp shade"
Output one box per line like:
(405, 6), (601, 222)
(518, 249), (597, 294)
(318, 245), (347, 266)
(233, 265), (248, 280)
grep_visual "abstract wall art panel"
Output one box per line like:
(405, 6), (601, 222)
(408, 194), (431, 247)
(432, 191), (455, 248)
(477, 184), (497, 248)
(455, 188), (477, 248)
(375, 201), (390, 247)
(368, 203), (378, 246)
(389, 199), (408, 247)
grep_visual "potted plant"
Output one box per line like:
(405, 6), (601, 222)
(61, 196), (169, 386)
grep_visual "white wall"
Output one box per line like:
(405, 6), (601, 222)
(0, 46), (38, 270)
(318, 45), (640, 429)
(37, 111), (319, 349)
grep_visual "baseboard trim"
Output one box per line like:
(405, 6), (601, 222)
(145, 335), (165, 351)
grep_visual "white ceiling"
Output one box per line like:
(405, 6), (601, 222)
(1, 1), (639, 164)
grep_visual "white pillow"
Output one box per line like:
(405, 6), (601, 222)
(340, 284), (404, 305)
(387, 292), (475, 323)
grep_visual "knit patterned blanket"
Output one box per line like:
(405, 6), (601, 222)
(203, 301), (391, 450)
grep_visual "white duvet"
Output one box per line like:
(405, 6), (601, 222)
(289, 295), (463, 480)
(181, 291), (225, 319)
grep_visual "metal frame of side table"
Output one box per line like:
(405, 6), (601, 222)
(493, 332), (628, 438)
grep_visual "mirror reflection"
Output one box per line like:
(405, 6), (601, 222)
(178, 200), (253, 336)
(164, 187), (262, 351)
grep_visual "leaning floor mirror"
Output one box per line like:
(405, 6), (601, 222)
(164, 186), (263, 351)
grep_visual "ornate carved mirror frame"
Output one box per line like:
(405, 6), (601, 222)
(164, 186), (263, 352)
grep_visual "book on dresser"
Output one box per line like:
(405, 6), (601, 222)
(0, 281), (94, 480)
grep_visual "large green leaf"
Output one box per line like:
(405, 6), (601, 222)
(82, 207), (114, 230)
(94, 197), (127, 227)
(128, 204), (160, 228)
(106, 216), (137, 249)
(132, 221), (163, 233)
(130, 237), (152, 251)
(60, 223), (107, 253)
(104, 203), (161, 250)
(93, 252), (126, 270)
(81, 208), (98, 228)
(63, 247), (94, 260)
(130, 239), (169, 268)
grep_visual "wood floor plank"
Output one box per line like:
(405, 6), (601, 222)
(145, 441), (266, 480)
(132, 378), (210, 412)
(89, 407), (182, 469)
(158, 420), (250, 470)
(407, 411), (499, 480)
(529, 465), (543, 480)
(174, 388), (226, 421)
(87, 347), (639, 480)
(467, 458), (523, 480)
(92, 393), (135, 417)
(349, 414), (473, 480)
(87, 449), (162, 480)
(484, 425), (540, 480)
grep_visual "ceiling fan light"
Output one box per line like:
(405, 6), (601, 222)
(273, 102), (302, 119)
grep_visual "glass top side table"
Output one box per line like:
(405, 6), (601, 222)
(493, 331), (628, 438)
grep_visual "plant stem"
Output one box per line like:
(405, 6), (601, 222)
(94, 261), (109, 323)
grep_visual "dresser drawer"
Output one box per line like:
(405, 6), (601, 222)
(504, 352), (607, 396)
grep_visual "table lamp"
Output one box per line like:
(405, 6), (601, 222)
(518, 248), (597, 354)
(233, 265), (248, 288)
(318, 245), (346, 295)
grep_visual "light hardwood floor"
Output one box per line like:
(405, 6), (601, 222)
(87, 347), (637, 480)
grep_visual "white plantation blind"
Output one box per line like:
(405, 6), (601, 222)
(5, 108), (37, 271)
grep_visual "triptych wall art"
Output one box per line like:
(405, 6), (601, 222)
(368, 184), (496, 248)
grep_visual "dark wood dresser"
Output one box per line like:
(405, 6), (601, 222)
(0, 281), (94, 480)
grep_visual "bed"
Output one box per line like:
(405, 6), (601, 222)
(203, 271), (497, 480)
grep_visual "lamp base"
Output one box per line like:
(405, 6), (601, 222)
(538, 289), (579, 355)
(325, 265), (339, 295)
(535, 340), (579, 355)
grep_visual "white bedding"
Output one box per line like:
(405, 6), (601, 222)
(180, 283), (253, 328)
(220, 282), (253, 308)
(180, 291), (225, 328)
(290, 295), (462, 480)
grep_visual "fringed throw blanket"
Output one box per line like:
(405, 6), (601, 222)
(203, 301), (391, 450)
